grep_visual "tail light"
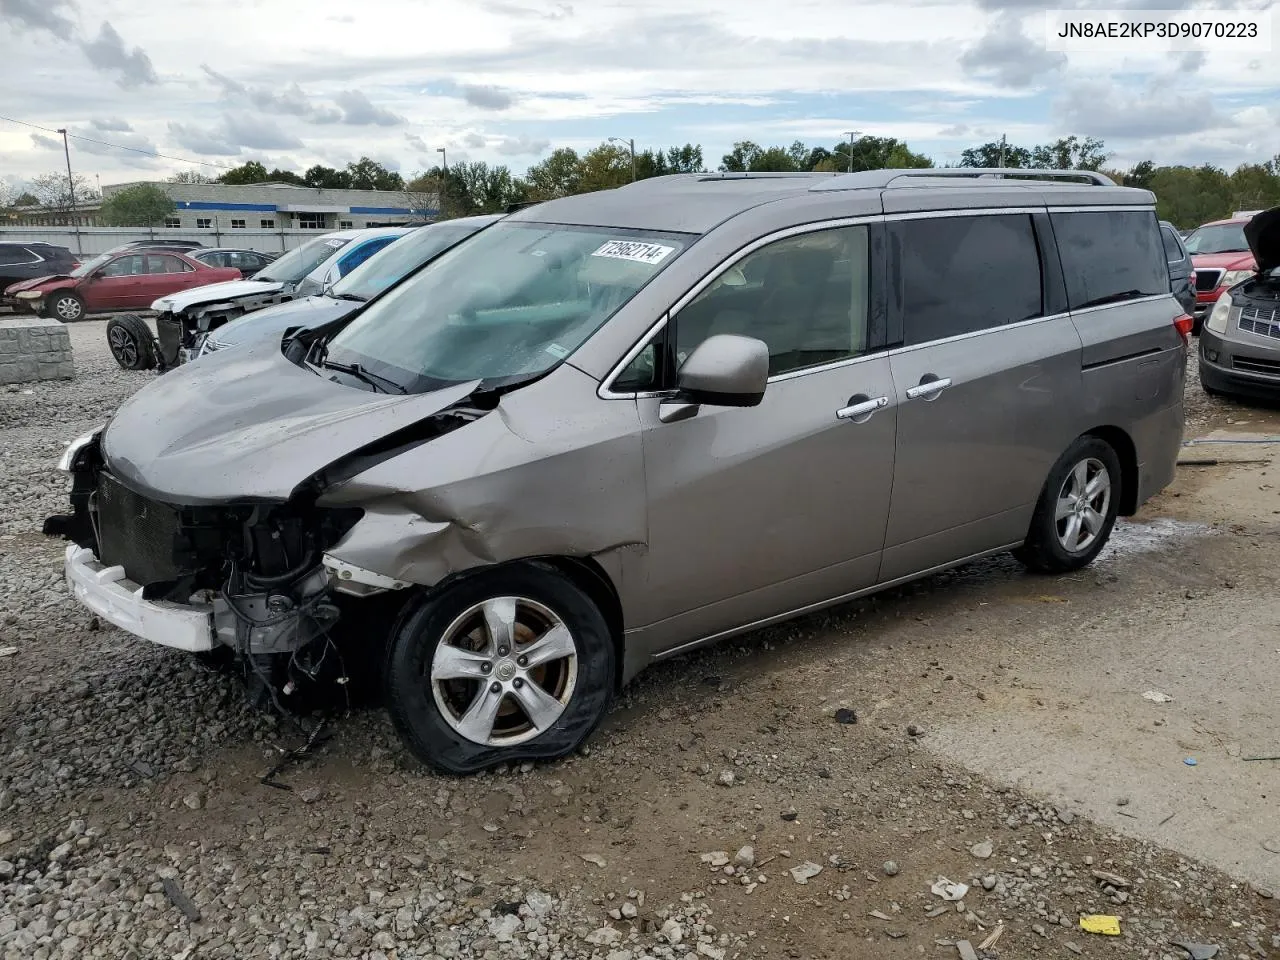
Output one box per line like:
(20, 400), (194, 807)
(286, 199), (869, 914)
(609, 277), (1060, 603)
(1173, 313), (1194, 344)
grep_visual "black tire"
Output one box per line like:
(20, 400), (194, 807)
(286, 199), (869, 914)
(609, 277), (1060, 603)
(384, 563), (615, 774)
(105, 314), (157, 370)
(48, 291), (85, 323)
(1014, 435), (1123, 574)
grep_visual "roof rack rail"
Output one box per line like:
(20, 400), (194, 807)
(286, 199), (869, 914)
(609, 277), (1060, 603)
(810, 167), (1117, 192)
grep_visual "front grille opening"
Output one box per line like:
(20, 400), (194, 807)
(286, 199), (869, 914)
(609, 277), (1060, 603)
(1195, 269), (1224, 292)
(1232, 354), (1280, 376)
(96, 473), (190, 585)
(1239, 303), (1280, 340)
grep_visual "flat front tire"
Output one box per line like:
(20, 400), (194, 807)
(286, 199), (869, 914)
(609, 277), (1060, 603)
(384, 563), (615, 774)
(1014, 436), (1122, 574)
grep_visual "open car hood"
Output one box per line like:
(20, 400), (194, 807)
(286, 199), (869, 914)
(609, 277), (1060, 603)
(101, 336), (479, 505)
(1244, 206), (1280, 274)
(152, 278), (285, 313)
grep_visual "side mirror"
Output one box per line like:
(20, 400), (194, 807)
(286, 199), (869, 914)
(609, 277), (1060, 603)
(663, 334), (768, 422)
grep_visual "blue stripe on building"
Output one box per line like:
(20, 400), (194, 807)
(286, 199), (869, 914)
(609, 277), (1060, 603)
(176, 201), (279, 212)
(349, 205), (428, 215)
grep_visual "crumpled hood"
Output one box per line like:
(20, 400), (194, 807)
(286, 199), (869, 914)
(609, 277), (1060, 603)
(4, 275), (74, 294)
(1244, 206), (1280, 274)
(210, 295), (357, 348)
(101, 336), (480, 504)
(152, 278), (284, 313)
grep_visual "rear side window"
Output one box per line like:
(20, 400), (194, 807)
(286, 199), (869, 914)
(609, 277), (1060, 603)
(1050, 211), (1168, 310)
(1160, 226), (1185, 262)
(892, 214), (1043, 347)
(0, 245), (37, 265)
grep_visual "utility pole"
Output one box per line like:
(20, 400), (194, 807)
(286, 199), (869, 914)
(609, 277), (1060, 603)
(436, 147), (447, 218)
(56, 127), (82, 257)
(844, 130), (861, 173)
(999, 133), (1006, 168)
(609, 137), (637, 181)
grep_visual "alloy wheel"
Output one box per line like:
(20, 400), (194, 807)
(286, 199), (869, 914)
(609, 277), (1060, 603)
(1054, 457), (1112, 554)
(54, 296), (82, 321)
(430, 596), (579, 747)
(108, 325), (139, 368)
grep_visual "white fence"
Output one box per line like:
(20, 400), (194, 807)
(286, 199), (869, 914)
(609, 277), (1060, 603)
(0, 226), (330, 257)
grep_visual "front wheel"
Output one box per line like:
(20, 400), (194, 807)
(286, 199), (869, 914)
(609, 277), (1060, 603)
(105, 315), (157, 370)
(384, 563), (615, 774)
(48, 292), (85, 322)
(1014, 436), (1122, 574)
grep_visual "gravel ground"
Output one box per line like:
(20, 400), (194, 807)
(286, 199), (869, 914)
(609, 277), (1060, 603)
(1, 324), (1277, 960)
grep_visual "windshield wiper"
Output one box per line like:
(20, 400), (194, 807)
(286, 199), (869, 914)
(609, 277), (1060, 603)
(330, 292), (366, 302)
(312, 358), (406, 394)
(1074, 289), (1145, 310)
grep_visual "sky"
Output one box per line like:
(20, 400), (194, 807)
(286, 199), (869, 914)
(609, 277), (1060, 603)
(0, 0), (1277, 191)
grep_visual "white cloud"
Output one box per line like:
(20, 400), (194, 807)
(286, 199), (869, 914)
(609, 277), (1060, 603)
(0, 0), (1274, 183)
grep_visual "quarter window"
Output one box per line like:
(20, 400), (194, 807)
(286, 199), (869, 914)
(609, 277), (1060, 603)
(893, 214), (1043, 347)
(673, 224), (872, 378)
(1050, 211), (1168, 311)
(1160, 226), (1184, 262)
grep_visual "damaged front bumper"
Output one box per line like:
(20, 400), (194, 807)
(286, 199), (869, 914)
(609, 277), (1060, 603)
(64, 543), (216, 652)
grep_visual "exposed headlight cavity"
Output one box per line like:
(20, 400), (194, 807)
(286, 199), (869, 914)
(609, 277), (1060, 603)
(57, 428), (103, 473)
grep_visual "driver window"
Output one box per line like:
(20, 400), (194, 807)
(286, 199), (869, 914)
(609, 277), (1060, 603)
(674, 225), (870, 378)
(101, 255), (145, 277)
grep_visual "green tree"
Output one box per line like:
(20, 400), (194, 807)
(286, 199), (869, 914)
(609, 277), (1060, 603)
(1150, 164), (1233, 228)
(960, 140), (1032, 168)
(1229, 163), (1280, 212)
(99, 183), (175, 226)
(719, 141), (801, 172)
(1029, 135), (1108, 171)
(29, 172), (98, 222)
(303, 165), (349, 188)
(344, 157), (404, 191)
(820, 136), (933, 173)
(217, 161), (270, 185)
(578, 143), (634, 192)
(168, 170), (215, 184)
(634, 144), (705, 179)
(266, 168), (307, 186)
(1123, 159), (1156, 189)
(525, 148), (583, 200)
(13, 191), (38, 207)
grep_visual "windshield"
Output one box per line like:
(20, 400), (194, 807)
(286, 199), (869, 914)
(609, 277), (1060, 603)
(322, 222), (691, 393)
(1183, 223), (1250, 255)
(69, 253), (113, 278)
(330, 220), (495, 301)
(257, 236), (350, 283)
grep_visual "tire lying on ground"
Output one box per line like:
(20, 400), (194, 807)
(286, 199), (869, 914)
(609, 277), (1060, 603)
(384, 562), (616, 774)
(105, 314), (157, 371)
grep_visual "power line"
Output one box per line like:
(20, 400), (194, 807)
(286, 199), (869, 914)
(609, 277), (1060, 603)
(0, 115), (231, 170)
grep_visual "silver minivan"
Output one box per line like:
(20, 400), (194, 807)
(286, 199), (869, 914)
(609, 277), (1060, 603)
(51, 168), (1188, 773)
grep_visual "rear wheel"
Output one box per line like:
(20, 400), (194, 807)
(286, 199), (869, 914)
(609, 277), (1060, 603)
(106, 314), (157, 370)
(384, 563), (615, 774)
(1014, 436), (1122, 574)
(48, 292), (84, 322)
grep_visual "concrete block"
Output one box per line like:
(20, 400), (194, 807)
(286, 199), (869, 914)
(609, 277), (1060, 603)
(0, 316), (75, 385)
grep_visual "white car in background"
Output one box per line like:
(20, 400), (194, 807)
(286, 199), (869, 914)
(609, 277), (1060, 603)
(106, 227), (412, 371)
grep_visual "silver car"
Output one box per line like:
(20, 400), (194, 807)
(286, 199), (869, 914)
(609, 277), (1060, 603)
(1197, 206), (1280, 400)
(50, 168), (1187, 773)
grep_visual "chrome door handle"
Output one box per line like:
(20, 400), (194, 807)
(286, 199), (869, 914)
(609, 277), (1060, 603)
(905, 377), (952, 400)
(836, 396), (888, 420)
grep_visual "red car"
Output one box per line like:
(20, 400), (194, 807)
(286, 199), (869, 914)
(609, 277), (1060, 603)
(1183, 215), (1258, 330)
(2, 249), (241, 322)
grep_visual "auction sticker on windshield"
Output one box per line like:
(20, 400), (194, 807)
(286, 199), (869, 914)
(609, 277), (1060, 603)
(592, 240), (675, 265)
